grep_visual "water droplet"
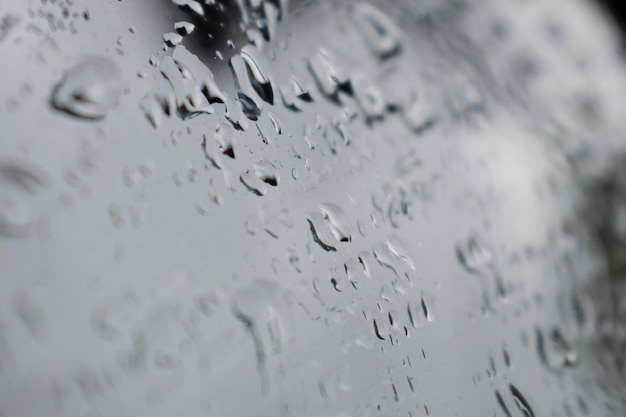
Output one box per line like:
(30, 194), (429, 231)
(0, 161), (48, 238)
(373, 236), (414, 280)
(241, 45), (275, 103)
(172, 45), (226, 103)
(509, 384), (535, 417)
(253, 160), (280, 186)
(373, 318), (387, 340)
(503, 348), (511, 368)
(456, 84), (484, 113)
(386, 234), (415, 270)
(268, 112), (282, 134)
(354, 3), (402, 59)
(407, 301), (422, 329)
(240, 159), (280, 196)
(231, 279), (283, 392)
(402, 93), (437, 134)
(353, 77), (386, 121)
(319, 203), (352, 242)
(0, 14), (19, 42)
(140, 94), (166, 128)
(51, 56), (123, 120)
(160, 55), (214, 117)
(307, 203), (352, 251)
(174, 20), (195, 36)
(233, 0), (286, 42)
(202, 123), (236, 168)
(308, 48), (350, 99)
(172, 0), (205, 17)
(456, 237), (495, 273)
(536, 327), (579, 372)
(230, 45), (275, 120)
(344, 256), (370, 287)
(280, 76), (313, 111)
(496, 390), (513, 417)
(90, 294), (139, 342)
(163, 32), (183, 47)
(307, 212), (337, 252)
(420, 293), (434, 322)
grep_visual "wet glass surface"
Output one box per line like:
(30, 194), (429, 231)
(1, 0), (626, 416)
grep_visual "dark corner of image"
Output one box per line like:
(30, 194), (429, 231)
(597, 0), (626, 44)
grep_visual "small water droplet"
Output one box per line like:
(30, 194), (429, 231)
(0, 15), (19, 42)
(420, 293), (434, 322)
(373, 318), (386, 340)
(456, 237), (495, 273)
(536, 327), (579, 372)
(495, 390), (513, 417)
(268, 112), (282, 134)
(503, 348), (511, 368)
(140, 94), (166, 128)
(0, 161), (48, 238)
(353, 77), (386, 121)
(354, 3), (402, 59)
(402, 93), (437, 134)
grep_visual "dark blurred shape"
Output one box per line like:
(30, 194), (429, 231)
(597, 0), (626, 40)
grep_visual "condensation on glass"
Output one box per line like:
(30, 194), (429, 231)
(0, 0), (625, 416)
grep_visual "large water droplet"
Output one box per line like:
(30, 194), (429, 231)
(308, 48), (350, 99)
(231, 279), (284, 392)
(51, 56), (123, 120)
(172, 45), (226, 103)
(241, 45), (275, 104)
(307, 203), (352, 251)
(163, 32), (183, 47)
(160, 56), (214, 117)
(319, 202), (352, 243)
(174, 21), (195, 36)
(231, 45), (275, 120)
(240, 159), (280, 196)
